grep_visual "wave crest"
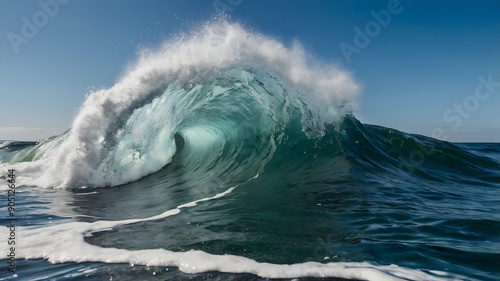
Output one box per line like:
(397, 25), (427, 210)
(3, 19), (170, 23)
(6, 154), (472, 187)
(1, 21), (359, 189)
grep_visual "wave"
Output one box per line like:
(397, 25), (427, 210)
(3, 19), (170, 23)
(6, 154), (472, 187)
(1, 20), (499, 281)
(0, 20), (359, 189)
(0, 20), (497, 192)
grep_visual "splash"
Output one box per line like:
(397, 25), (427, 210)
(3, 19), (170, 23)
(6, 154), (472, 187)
(1, 20), (359, 189)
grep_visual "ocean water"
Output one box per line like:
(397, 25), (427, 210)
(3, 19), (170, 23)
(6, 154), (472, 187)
(1, 22), (499, 281)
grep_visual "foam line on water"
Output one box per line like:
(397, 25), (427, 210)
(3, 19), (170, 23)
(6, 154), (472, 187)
(0, 178), (465, 281)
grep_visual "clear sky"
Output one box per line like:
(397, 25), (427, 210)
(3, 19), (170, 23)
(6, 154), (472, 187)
(1, 0), (499, 142)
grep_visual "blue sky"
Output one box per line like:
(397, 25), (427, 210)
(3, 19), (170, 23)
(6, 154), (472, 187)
(1, 0), (499, 142)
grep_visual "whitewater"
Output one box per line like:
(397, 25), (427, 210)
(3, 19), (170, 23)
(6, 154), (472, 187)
(1, 21), (499, 281)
